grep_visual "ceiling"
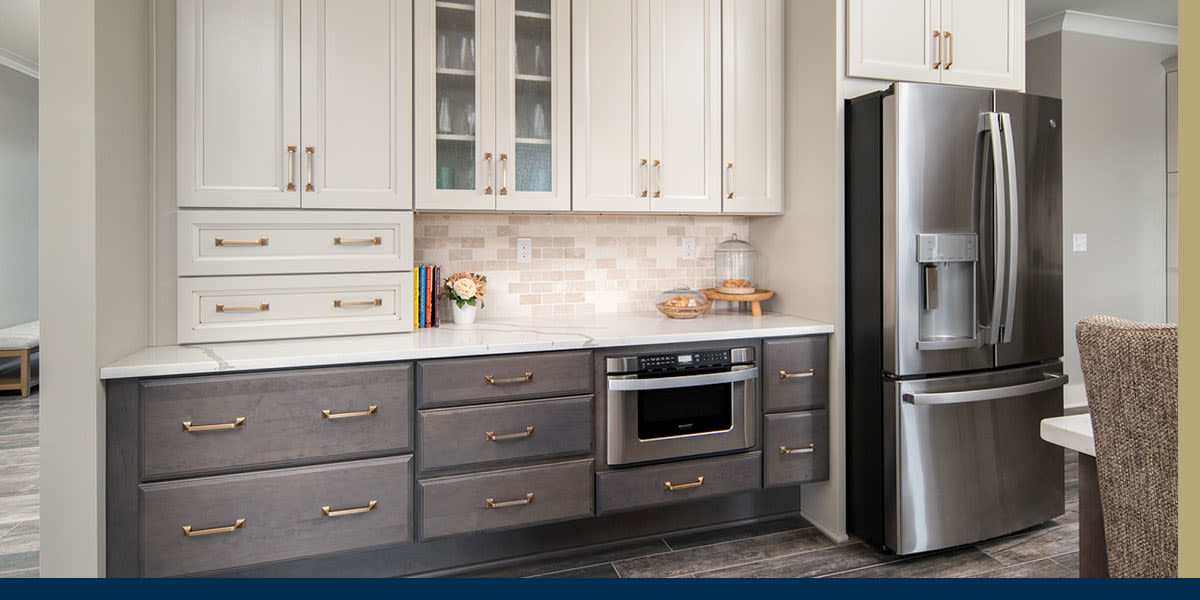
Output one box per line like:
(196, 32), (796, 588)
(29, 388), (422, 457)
(1027, 0), (1177, 27)
(0, 0), (38, 72)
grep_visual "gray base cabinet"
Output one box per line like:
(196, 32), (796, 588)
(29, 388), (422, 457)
(764, 411), (830, 487)
(596, 452), (763, 515)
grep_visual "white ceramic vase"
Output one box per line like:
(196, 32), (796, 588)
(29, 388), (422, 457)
(451, 302), (478, 325)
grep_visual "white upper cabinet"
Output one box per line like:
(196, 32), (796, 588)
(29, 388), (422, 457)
(573, 0), (721, 213)
(177, 0), (413, 209)
(300, 0), (414, 210)
(846, 0), (1025, 91)
(177, 0), (301, 208)
(415, 0), (571, 212)
(721, 0), (784, 214)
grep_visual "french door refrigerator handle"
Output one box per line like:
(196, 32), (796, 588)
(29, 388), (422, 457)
(976, 113), (1007, 346)
(1000, 112), (1020, 344)
(902, 373), (1068, 406)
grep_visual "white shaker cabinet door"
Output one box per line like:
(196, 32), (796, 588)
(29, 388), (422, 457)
(846, 0), (941, 84)
(177, 0), (301, 208)
(721, 0), (783, 215)
(648, 0), (721, 213)
(571, 0), (652, 212)
(938, 0), (1024, 90)
(299, 0), (413, 209)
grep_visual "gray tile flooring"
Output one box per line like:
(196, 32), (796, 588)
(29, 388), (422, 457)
(0, 391), (1079, 579)
(0, 391), (39, 578)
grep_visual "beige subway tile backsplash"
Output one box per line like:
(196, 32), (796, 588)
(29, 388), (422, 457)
(414, 213), (750, 317)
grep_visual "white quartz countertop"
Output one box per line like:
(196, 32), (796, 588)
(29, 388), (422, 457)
(100, 311), (834, 380)
(1040, 414), (1095, 457)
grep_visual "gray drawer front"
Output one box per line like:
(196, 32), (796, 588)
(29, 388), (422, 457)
(417, 351), (592, 408)
(763, 336), (829, 412)
(763, 411), (829, 487)
(418, 459), (594, 540)
(140, 364), (412, 479)
(418, 396), (593, 473)
(595, 452), (762, 515)
(140, 456), (412, 577)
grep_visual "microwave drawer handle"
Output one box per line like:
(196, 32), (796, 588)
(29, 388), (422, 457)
(606, 367), (758, 392)
(902, 373), (1068, 406)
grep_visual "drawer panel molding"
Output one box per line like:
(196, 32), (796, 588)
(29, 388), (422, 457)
(763, 410), (830, 487)
(417, 351), (593, 408)
(595, 452), (762, 515)
(763, 336), (830, 412)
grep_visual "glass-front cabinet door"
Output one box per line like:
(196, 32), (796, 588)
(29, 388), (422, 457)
(415, 0), (569, 211)
(495, 0), (570, 211)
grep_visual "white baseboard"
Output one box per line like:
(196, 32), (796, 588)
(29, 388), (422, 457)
(801, 509), (850, 544)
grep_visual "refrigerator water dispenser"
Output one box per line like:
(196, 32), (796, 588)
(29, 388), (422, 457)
(916, 233), (979, 350)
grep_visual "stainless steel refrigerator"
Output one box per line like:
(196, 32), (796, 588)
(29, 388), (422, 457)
(846, 82), (1066, 555)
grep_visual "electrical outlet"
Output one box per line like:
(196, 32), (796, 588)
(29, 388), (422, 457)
(682, 237), (697, 260)
(516, 238), (532, 263)
(1072, 233), (1087, 253)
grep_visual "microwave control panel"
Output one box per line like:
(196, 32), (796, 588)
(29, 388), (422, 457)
(639, 350), (731, 372)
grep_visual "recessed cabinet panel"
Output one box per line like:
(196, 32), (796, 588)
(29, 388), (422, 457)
(177, 0), (301, 208)
(721, 0), (783, 214)
(938, 0), (1023, 89)
(300, 0), (413, 209)
(846, 0), (940, 84)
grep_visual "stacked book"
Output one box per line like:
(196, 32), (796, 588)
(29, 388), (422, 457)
(414, 265), (441, 329)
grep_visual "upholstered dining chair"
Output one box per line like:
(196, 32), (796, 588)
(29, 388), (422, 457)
(1075, 315), (1178, 578)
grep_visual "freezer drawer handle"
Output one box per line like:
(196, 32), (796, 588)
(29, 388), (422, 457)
(903, 373), (1068, 406)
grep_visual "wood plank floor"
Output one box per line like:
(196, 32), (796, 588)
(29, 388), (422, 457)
(0, 391), (1079, 579)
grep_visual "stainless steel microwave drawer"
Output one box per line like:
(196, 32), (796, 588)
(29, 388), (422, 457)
(417, 459), (594, 540)
(139, 456), (412, 577)
(763, 336), (830, 412)
(416, 351), (592, 408)
(417, 396), (593, 474)
(139, 364), (412, 480)
(595, 452), (763, 515)
(763, 410), (830, 487)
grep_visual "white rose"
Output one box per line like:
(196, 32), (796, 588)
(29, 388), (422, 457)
(453, 277), (478, 300)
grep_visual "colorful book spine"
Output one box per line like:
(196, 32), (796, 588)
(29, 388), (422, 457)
(413, 270), (419, 329)
(425, 266), (433, 328)
(418, 265), (426, 329)
(433, 266), (441, 327)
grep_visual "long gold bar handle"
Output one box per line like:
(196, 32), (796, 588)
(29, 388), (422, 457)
(932, 30), (942, 69)
(321, 405), (378, 420)
(305, 146), (315, 192)
(333, 236), (382, 246)
(499, 153), (509, 196)
(779, 369), (815, 380)
(216, 303), (269, 313)
(484, 372), (533, 385)
(944, 31), (953, 69)
(333, 299), (383, 308)
(484, 152), (494, 195)
(664, 476), (704, 491)
(286, 145), (297, 191)
(726, 162), (734, 200)
(486, 426), (534, 441)
(641, 158), (649, 198)
(321, 500), (378, 517)
(780, 444), (816, 455)
(485, 493), (534, 509)
(653, 159), (662, 198)
(181, 417), (246, 432)
(182, 518), (245, 537)
(215, 237), (269, 247)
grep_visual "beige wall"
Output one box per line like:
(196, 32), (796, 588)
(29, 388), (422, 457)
(0, 64), (38, 329)
(39, 0), (154, 576)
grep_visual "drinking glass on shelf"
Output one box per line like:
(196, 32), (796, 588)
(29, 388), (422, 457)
(438, 97), (453, 134)
(464, 103), (476, 136)
(533, 42), (548, 77)
(459, 32), (475, 72)
(532, 103), (547, 139)
(437, 32), (449, 69)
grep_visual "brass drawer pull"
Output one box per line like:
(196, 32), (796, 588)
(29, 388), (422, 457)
(499, 153), (509, 196)
(216, 303), (269, 313)
(486, 426), (534, 441)
(484, 372), (533, 385)
(664, 476), (704, 491)
(182, 518), (245, 537)
(287, 145), (297, 191)
(932, 30), (942, 69)
(322, 500), (378, 517)
(780, 443), (816, 455)
(944, 31), (954, 69)
(215, 237), (268, 247)
(779, 369), (815, 380)
(321, 405), (378, 420)
(181, 416), (246, 432)
(485, 493), (534, 509)
(334, 298), (383, 308)
(333, 236), (382, 246)
(305, 145), (315, 192)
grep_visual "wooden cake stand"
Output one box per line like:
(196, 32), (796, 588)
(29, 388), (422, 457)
(700, 288), (775, 317)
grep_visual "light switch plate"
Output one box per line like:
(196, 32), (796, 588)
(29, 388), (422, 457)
(682, 237), (697, 260)
(517, 238), (532, 263)
(1072, 233), (1087, 253)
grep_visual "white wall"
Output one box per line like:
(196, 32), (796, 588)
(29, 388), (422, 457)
(39, 0), (154, 577)
(1026, 30), (1175, 385)
(0, 64), (38, 329)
